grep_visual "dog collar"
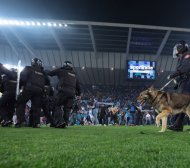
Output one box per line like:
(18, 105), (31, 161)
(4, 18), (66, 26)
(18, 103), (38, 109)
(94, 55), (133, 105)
(152, 91), (162, 104)
(151, 91), (165, 107)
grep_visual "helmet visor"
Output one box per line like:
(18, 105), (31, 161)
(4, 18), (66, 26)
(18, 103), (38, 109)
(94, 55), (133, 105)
(173, 46), (178, 58)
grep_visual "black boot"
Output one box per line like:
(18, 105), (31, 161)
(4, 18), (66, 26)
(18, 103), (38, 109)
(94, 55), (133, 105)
(1, 120), (12, 127)
(50, 122), (55, 127)
(61, 124), (68, 129)
(55, 121), (65, 128)
(15, 122), (28, 128)
(32, 123), (40, 128)
(167, 125), (183, 132)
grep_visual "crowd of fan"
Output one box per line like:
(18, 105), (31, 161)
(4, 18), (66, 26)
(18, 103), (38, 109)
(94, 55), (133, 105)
(11, 88), (190, 126)
(69, 89), (157, 126)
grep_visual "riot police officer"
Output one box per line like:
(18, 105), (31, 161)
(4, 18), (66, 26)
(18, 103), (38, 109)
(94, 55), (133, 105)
(45, 61), (81, 128)
(16, 58), (49, 128)
(0, 68), (17, 127)
(0, 64), (16, 123)
(167, 40), (190, 132)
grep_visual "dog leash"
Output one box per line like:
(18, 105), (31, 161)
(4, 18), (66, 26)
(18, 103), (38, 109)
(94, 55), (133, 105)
(160, 79), (174, 91)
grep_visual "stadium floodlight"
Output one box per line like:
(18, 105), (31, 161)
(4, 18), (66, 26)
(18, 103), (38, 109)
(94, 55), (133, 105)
(3, 64), (11, 69)
(20, 21), (25, 25)
(48, 23), (51, 26)
(54, 23), (56, 26)
(32, 22), (35, 25)
(3, 20), (8, 24)
(26, 22), (30, 25)
(9, 20), (14, 25)
(43, 23), (46, 26)
(0, 20), (3, 24)
(3, 64), (24, 71)
(59, 24), (62, 27)
(37, 22), (41, 26)
(15, 21), (20, 25)
(65, 24), (67, 27)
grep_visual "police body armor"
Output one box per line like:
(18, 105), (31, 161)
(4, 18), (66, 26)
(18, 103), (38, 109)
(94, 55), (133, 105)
(176, 51), (190, 84)
(26, 66), (45, 92)
(58, 69), (77, 91)
(4, 79), (17, 92)
(3, 72), (17, 92)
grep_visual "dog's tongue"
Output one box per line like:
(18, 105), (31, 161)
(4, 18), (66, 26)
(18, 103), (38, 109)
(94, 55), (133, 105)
(140, 100), (145, 106)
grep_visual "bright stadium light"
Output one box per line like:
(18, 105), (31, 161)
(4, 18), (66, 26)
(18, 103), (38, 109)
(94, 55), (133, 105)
(59, 24), (62, 27)
(37, 22), (41, 26)
(32, 22), (35, 25)
(9, 20), (14, 25)
(26, 22), (30, 25)
(3, 20), (8, 24)
(15, 21), (19, 25)
(65, 24), (67, 27)
(20, 21), (25, 25)
(43, 23), (46, 26)
(3, 64), (11, 69)
(0, 20), (3, 24)
(3, 64), (24, 71)
(48, 23), (51, 26)
(54, 23), (56, 26)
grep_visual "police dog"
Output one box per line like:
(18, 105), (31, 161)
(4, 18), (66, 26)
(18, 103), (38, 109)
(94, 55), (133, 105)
(137, 85), (190, 132)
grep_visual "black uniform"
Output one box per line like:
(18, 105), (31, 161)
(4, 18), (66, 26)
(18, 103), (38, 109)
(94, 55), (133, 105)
(0, 64), (15, 93)
(171, 51), (190, 128)
(16, 65), (47, 127)
(70, 103), (78, 125)
(136, 109), (142, 125)
(45, 66), (81, 127)
(99, 106), (106, 125)
(29, 83), (54, 126)
(0, 71), (17, 126)
(42, 84), (54, 124)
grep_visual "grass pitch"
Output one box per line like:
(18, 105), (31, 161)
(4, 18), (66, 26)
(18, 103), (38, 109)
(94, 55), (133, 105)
(0, 125), (190, 168)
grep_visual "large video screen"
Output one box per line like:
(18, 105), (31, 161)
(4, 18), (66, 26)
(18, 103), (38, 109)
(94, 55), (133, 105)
(127, 60), (156, 80)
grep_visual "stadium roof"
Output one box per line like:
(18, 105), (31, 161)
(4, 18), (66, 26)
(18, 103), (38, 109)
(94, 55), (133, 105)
(0, 18), (189, 88)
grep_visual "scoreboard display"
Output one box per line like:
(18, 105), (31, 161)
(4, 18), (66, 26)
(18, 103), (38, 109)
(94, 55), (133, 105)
(127, 60), (156, 80)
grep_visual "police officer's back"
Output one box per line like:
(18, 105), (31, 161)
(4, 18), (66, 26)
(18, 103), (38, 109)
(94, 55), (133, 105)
(0, 68), (17, 126)
(16, 58), (47, 128)
(45, 61), (81, 128)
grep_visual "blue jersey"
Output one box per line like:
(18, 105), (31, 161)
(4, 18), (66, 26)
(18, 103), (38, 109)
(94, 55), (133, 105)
(125, 109), (130, 117)
(130, 106), (135, 112)
(84, 112), (87, 117)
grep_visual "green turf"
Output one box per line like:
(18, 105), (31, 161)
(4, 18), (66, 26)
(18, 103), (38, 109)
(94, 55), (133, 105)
(0, 125), (190, 168)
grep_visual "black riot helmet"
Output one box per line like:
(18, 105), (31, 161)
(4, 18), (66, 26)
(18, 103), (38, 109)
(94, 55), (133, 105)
(62, 61), (73, 69)
(173, 40), (189, 58)
(31, 58), (42, 67)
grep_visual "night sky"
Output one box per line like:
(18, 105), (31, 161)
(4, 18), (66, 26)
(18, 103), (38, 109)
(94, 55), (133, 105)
(0, 0), (189, 28)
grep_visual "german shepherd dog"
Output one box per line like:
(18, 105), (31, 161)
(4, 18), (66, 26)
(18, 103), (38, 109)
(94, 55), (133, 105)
(137, 85), (190, 132)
